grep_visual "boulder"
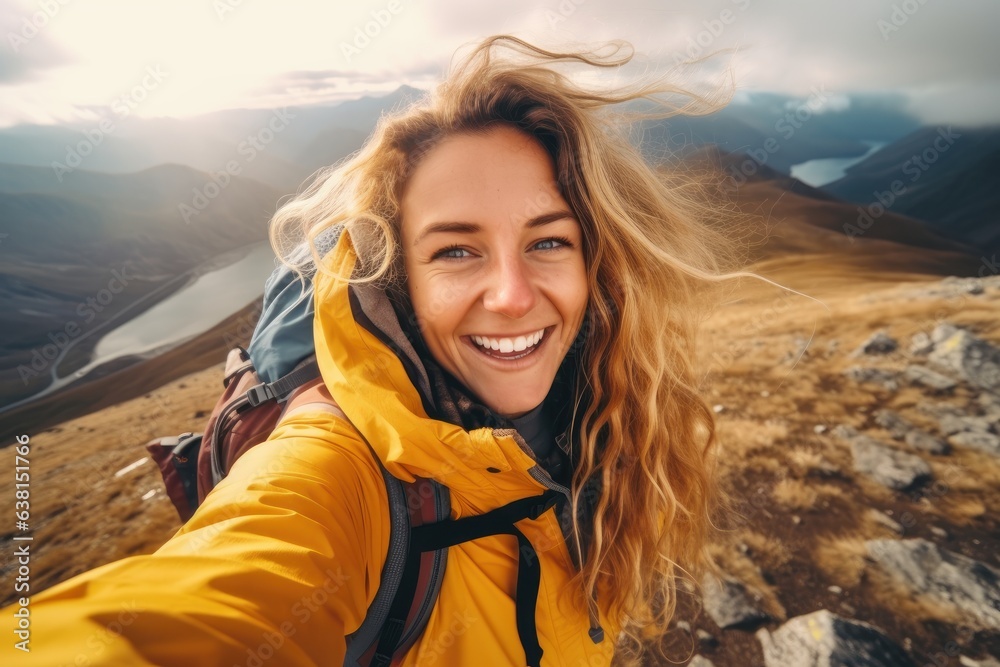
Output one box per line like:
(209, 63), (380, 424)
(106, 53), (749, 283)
(904, 365), (957, 392)
(844, 367), (899, 391)
(757, 609), (915, 667)
(866, 538), (1000, 629)
(929, 328), (1000, 393)
(939, 414), (996, 436)
(873, 409), (921, 440)
(850, 436), (932, 490)
(701, 575), (770, 629)
(948, 431), (1000, 457)
(904, 430), (950, 455)
(854, 332), (899, 356)
(909, 331), (934, 356)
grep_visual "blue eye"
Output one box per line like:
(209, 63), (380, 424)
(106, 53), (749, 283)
(431, 245), (469, 260)
(534, 236), (573, 251)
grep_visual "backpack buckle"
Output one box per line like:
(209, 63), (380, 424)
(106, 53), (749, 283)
(245, 383), (275, 407)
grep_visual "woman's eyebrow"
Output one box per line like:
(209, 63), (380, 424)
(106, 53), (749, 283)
(413, 210), (576, 246)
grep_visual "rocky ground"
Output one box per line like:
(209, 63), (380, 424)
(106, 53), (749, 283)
(665, 273), (1000, 666)
(1, 271), (998, 667)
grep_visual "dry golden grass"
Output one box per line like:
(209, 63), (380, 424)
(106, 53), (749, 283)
(0, 365), (222, 606)
(864, 567), (973, 629)
(813, 535), (870, 588)
(771, 478), (844, 511)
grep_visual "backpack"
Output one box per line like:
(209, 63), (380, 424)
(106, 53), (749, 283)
(144, 256), (561, 667)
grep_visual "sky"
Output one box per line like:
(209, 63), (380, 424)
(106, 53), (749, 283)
(1, 0), (998, 128)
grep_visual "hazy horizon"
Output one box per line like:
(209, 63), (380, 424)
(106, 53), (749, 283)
(2, 0), (999, 129)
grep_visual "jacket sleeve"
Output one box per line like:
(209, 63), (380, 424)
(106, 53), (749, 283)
(1, 411), (388, 667)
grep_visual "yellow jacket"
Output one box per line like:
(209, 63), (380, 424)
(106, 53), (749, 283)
(2, 230), (620, 666)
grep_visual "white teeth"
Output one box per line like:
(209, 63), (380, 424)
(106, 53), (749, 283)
(470, 328), (546, 354)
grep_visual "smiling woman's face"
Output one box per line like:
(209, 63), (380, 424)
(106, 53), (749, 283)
(400, 125), (588, 418)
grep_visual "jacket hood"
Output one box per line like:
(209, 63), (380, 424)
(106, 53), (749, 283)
(312, 226), (584, 513)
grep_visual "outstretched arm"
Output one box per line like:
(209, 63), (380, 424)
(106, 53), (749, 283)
(2, 412), (387, 666)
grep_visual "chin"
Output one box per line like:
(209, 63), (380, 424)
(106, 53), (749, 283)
(483, 388), (548, 419)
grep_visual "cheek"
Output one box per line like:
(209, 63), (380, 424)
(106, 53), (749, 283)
(560, 262), (590, 329)
(410, 274), (467, 342)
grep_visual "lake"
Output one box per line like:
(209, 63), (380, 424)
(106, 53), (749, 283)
(790, 141), (887, 187)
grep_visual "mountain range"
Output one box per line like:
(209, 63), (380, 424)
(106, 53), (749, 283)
(0, 86), (997, 415)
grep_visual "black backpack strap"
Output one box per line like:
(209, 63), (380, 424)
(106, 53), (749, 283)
(373, 491), (561, 667)
(245, 358), (320, 407)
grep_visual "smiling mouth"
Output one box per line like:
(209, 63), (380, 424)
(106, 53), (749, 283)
(466, 327), (551, 361)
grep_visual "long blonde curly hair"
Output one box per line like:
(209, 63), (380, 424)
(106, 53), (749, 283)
(271, 34), (745, 664)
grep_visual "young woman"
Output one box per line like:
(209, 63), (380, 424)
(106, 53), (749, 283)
(3, 36), (735, 666)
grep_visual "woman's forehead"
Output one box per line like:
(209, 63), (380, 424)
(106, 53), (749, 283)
(399, 127), (571, 241)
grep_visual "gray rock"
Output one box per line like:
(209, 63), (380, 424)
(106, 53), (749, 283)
(979, 392), (1000, 419)
(850, 436), (933, 490)
(940, 414), (997, 436)
(689, 656), (716, 667)
(933, 323), (962, 344)
(929, 328), (1000, 393)
(854, 331), (899, 356)
(873, 409), (915, 439)
(917, 402), (965, 420)
(905, 365), (957, 392)
(757, 609), (915, 667)
(701, 575), (770, 629)
(910, 331), (934, 356)
(948, 431), (1000, 456)
(866, 538), (1000, 629)
(844, 366), (899, 391)
(940, 276), (986, 295)
(904, 429), (950, 455)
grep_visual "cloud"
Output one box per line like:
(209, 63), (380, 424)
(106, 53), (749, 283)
(1, 0), (997, 125)
(0, 0), (72, 84)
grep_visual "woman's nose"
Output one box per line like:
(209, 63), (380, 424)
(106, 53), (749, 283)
(482, 253), (536, 319)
